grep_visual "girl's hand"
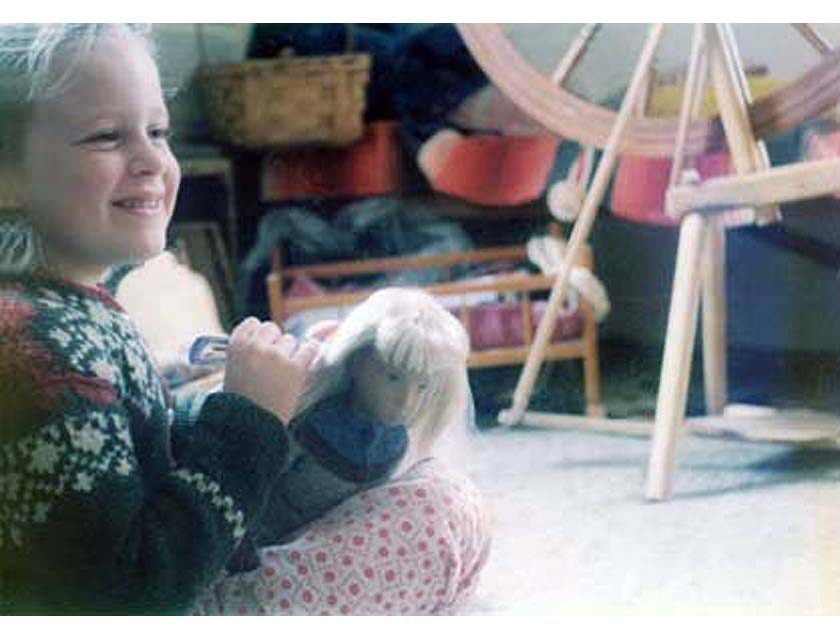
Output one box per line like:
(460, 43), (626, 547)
(223, 317), (319, 426)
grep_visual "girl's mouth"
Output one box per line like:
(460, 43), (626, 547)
(112, 198), (164, 215)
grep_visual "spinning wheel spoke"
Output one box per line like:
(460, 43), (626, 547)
(550, 23), (601, 87)
(668, 23), (708, 190)
(710, 23), (778, 224)
(793, 23), (833, 54)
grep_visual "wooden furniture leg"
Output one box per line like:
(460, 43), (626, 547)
(645, 213), (707, 500)
(581, 299), (604, 416)
(646, 23), (769, 500)
(701, 220), (727, 415)
(500, 23), (666, 426)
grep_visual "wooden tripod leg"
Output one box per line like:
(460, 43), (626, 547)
(499, 24), (667, 426)
(701, 220), (727, 415)
(645, 213), (707, 501)
(644, 24), (710, 500)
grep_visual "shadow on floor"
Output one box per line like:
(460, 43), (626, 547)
(470, 339), (840, 429)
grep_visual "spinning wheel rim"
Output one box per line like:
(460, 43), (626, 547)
(457, 23), (840, 156)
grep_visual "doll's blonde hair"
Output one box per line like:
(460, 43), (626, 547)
(0, 23), (155, 276)
(297, 287), (474, 470)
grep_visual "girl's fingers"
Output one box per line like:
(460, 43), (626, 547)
(223, 323), (317, 425)
(230, 316), (260, 342)
(274, 333), (297, 353)
(254, 321), (283, 344)
(292, 338), (320, 367)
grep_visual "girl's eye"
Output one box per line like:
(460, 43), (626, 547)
(84, 130), (120, 145)
(149, 126), (171, 141)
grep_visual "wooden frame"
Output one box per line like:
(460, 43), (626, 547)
(265, 236), (604, 417)
(665, 157), (840, 217)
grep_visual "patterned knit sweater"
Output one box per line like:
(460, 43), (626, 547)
(0, 275), (298, 614)
(0, 275), (411, 614)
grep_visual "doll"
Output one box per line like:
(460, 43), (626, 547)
(229, 286), (474, 566)
(297, 286), (473, 469)
(197, 290), (488, 616)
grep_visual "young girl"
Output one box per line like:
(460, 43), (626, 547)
(0, 23), (489, 615)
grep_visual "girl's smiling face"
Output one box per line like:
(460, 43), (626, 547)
(24, 28), (180, 286)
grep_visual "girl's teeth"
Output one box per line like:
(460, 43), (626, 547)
(118, 200), (160, 209)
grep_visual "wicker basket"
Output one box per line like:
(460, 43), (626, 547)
(197, 52), (371, 149)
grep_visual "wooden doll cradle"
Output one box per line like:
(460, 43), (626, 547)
(265, 231), (604, 417)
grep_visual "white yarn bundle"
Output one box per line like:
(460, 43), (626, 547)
(546, 146), (596, 222)
(526, 233), (610, 322)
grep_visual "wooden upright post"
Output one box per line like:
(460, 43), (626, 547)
(701, 221), (727, 415)
(500, 24), (666, 426)
(645, 24), (710, 500)
(646, 23), (774, 499)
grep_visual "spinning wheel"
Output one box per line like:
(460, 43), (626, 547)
(456, 24), (840, 500)
(458, 24), (840, 155)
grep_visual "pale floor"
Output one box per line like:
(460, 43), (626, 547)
(460, 424), (840, 615)
(460, 345), (840, 615)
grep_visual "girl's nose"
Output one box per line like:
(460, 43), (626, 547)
(128, 139), (165, 176)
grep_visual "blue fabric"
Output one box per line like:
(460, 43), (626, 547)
(294, 393), (408, 483)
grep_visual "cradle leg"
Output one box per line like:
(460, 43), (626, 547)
(581, 301), (604, 417)
(645, 213), (707, 501)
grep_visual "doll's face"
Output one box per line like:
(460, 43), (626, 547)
(349, 346), (429, 427)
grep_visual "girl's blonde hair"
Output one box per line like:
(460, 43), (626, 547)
(296, 287), (474, 471)
(0, 23), (155, 276)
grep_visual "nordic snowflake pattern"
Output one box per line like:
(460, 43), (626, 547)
(0, 283), (242, 551)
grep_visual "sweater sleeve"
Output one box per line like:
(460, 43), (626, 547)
(0, 319), (292, 614)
